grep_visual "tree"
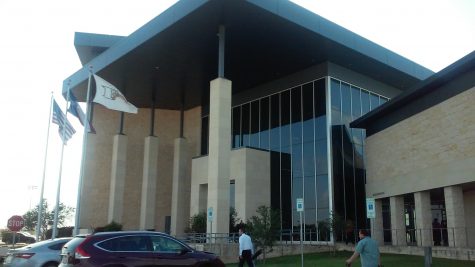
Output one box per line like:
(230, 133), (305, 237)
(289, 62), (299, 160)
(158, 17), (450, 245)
(22, 199), (74, 240)
(229, 207), (240, 233)
(247, 205), (280, 263)
(186, 212), (207, 233)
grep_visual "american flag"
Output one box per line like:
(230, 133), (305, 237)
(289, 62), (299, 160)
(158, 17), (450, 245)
(52, 99), (76, 144)
(68, 93), (96, 133)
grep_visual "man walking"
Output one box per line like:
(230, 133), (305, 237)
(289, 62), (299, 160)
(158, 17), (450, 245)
(346, 229), (381, 267)
(238, 227), (255, 267)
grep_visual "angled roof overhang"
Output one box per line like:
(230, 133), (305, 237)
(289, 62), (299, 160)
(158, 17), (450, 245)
(63, 0), (433, 110)
(74, 32), (124, 65)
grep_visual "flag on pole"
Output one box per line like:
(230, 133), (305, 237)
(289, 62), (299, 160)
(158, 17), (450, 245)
(52, 99), (76, 144)
(68, 93), (96, 133)
(93, 74), (138, 114)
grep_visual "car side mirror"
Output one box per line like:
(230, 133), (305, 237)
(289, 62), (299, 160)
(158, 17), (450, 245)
(179, 248), (191, 255)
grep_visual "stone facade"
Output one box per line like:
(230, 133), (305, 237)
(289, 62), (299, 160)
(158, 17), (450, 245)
(365, 85), (475, 198)
(78, 105), (200, 231)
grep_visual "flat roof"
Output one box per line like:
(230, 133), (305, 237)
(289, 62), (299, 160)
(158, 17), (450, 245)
(63, 0), (433, 109)
(350, 50), (475, 136)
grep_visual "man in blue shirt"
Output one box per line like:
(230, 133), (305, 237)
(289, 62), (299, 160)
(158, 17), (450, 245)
(238, 227), (255, 267)
(346, 229), (381, 267)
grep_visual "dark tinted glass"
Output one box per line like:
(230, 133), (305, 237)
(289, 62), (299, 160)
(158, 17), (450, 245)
(260, 97), (270, 150)
(270, 94), (280, 151)
(250, 100), (260, 148)
(48, 240), (68, 250)
(200, 116), (208, 155)
(330, 79), (341, 125)
(232, 107), (241, 148)
(241, 103), (250, 146)
(370, 93), (379, 110)
(150, 235), (185, 253)
(361, 90), (370, 115)
(98, 236), (149, 252)
(314, 79), (326, 141)
(280, 91), (290, 150)
(340, 82), (352, 125)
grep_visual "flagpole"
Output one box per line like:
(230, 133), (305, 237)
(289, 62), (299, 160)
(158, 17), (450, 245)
(52, 84), (72, 239)
(36, 93), (54, 241)
(74, 67), (93, 236)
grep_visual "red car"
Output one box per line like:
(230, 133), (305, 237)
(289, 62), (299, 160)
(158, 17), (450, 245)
(59, 231), (224, 267)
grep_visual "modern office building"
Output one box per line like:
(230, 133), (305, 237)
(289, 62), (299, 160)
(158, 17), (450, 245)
(351, 51), (475, 248)
(64, 0), (434, 240)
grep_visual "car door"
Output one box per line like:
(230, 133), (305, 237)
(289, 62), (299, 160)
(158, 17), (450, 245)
(96, 235), (158, 267)
(150, 235), (198, 266)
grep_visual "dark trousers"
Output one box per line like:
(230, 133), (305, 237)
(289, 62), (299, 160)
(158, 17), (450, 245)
(239, 249), (254, 267)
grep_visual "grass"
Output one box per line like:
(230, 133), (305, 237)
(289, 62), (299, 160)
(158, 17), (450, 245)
(225, 251), (473, 267)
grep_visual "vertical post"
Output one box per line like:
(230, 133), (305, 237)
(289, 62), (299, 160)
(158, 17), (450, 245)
(218, 25), (225, 78)
(74, 66), (93, 236)
(53, 87), (72, 239)
(37, 93), (54, 241)
(300, 211), (303, 267)
(424, 246), (432, 267)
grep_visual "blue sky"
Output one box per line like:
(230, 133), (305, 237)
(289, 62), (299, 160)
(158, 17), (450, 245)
(0, 0), (473, 229)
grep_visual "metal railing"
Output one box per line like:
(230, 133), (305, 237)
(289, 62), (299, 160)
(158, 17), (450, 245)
(178, 226), (474, 248)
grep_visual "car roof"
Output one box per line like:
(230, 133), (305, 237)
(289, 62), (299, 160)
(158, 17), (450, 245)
(92, 231), (169, 236)
(17, 237), (73, 250)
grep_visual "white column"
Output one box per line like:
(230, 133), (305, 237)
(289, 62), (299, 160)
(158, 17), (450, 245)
(140, 136), (159, 230)
(390, 195), (406, 246)
(108, 134), (127, 223)
(207, 78), (231, 235)
(371, 199), (384, 245)
(444, 185), (467, 247)
(171, 138), (191, 236)
(414, 191), (432, 246)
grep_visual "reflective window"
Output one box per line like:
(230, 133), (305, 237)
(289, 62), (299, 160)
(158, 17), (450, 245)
(201, 116), (208, 155)
(250, 100), (260, 148)
(150, 235), (185, 253)
(330, 79), (341, 125)
(241, 103), (250, 146)
(232, 107), (241, 148)
(260, 97), (270, 150)
(227, 76), (389, 241)
(370, 93), (379, 111)
(270, 94), (280, 151)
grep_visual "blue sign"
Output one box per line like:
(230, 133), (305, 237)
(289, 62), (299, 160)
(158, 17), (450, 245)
(207, 207), (213, 222)
(296, 198), (304, 212)
(366, 198), (375, 218)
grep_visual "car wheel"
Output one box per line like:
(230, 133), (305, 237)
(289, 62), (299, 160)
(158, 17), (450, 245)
(42, 262), (58, 267)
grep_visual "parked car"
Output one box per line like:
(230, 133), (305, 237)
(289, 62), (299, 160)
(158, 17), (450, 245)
(4, 237), (72, 267)
(59, 231), (225, 267)
(2, 232), (36, 244)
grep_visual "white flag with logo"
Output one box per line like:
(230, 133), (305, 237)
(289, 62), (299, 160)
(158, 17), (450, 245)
(93, 74), (138, 114)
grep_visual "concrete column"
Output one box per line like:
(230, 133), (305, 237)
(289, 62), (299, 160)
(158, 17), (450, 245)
(414, 191), (432, 246)
(371, 199), (384, 245)
(139, 136), (159, 230)
(108, 134), (127, 223)
(390, 195), (406, 246)
(232, 148), (271, 222)
(171, 138), (191, 236)
(444, 185), (467, 247)
(207, 78), (232, 235)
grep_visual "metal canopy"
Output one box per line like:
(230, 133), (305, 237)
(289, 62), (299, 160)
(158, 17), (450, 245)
(63, 0), (433, 110)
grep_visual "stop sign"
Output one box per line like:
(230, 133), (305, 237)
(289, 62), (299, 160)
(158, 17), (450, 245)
(7, 215), (25, 232)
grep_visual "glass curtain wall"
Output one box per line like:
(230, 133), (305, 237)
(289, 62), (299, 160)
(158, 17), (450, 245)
(229, 78), (328, 241)
(201, 76), (389, 241)
(330, 78), (390, 241)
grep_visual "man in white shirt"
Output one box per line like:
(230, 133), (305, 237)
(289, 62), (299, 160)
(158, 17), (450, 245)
(238, 227), (255, 267)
